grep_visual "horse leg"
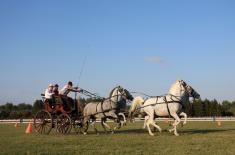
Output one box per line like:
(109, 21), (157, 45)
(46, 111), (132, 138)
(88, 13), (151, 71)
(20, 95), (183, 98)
(102, 120), (113, 133)
(149, 118), (162, 133)
(83, 117), (90, 135)
(143, 116), (149, 129)
(113, 115), (122, 130)
(169, 113), (181, 136)
(145, 110), (156, 136)
(118, 113), (126, 126)
(108, 113), (122, 133)
(180, 112), (187, 126)
(101, 118), (108, 133)
(91, 119), (99, 135)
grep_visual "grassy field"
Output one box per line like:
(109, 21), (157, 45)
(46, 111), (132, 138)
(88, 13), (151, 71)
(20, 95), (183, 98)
(0, 121), (235, 155)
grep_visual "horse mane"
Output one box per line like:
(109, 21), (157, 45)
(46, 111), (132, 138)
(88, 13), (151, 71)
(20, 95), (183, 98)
(130, 96), (144, 113)
(109, 86), (120, 98)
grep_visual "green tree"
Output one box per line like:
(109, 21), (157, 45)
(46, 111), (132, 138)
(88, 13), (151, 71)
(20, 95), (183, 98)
(32, 100), (43, 114)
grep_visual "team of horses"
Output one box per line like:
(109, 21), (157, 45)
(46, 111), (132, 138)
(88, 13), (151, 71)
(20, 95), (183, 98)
(80, 80), (200, 136)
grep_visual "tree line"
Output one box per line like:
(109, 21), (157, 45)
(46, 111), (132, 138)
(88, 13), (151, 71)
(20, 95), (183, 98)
(0, 99), (235, 119)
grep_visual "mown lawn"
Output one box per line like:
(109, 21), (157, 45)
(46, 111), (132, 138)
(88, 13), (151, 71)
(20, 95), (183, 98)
(0, 121), (235, 155)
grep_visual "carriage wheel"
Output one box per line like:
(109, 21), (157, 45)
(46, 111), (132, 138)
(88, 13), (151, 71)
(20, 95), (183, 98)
(34, 110), (53, 134)
(56, 114), (72, 135)
(73, 119), (84, 134)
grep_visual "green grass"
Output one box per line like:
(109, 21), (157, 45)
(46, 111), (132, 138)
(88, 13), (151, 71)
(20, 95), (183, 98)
(0, 121), (235, 155)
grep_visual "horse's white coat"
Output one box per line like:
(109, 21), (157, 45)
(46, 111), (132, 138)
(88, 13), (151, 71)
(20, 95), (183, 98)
(130, 80), (200, 136)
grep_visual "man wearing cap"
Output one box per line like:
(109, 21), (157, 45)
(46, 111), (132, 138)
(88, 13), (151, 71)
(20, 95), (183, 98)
(45, 84), (54, 99)
(45, 84), (54, 106)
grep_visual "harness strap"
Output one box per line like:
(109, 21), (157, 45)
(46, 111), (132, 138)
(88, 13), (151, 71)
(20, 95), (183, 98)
(163, 96), (172, 118)
(137, 95), (183, 112)
(95, 102), (99, 114)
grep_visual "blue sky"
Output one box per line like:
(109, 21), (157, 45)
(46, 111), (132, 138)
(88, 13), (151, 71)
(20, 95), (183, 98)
(0, 0), (235, 104)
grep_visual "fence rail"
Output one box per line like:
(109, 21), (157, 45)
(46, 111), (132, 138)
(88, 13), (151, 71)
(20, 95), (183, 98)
(1, 117), (235, 124)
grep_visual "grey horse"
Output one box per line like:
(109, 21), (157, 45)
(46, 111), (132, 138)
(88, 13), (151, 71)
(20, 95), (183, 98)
(83, 86), (133, 134)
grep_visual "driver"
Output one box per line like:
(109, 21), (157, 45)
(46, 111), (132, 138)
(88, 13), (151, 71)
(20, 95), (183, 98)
(59, 81), (82, 111)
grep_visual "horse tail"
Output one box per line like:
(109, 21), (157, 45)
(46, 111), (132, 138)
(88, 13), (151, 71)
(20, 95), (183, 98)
(76, 97), (85, 115)
(128, 96), (144, 122)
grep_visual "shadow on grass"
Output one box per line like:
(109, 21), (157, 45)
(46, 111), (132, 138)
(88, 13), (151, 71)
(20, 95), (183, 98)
(115, 129), (147, 134)
(181, 128), (235, 135)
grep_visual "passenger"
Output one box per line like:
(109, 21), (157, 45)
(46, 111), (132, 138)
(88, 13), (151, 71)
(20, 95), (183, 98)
(53, 84), (63, 105)
(45, 84), (54, 106)
(45, 84), (54, 99)
(53, 84), (59, 96)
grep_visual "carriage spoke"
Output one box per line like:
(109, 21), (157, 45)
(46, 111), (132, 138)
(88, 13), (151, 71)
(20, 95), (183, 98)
(34, 110), (52, 135)
(56, 114), (72, 135)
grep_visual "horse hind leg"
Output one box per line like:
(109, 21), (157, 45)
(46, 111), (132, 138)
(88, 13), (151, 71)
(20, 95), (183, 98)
(91, 119), (99, 135)
(146, 119), (155, 136)
(149, 119), (162, 133)
(101, 119), (113, 134)
(83, 116), (90, 135)
(145, 110), (158, 136)
(101, 118), (108, 134)
(142, 116), (149, 129)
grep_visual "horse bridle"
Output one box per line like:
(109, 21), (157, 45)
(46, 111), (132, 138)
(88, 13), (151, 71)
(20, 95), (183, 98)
(111, 86), (129, 102)
(178, 80), (198, 99)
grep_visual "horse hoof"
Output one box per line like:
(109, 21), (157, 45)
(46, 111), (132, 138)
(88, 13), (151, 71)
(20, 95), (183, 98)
(83, 132), (87, 135)
(149, 133), (155, 136)
(174, 133), (179, 136)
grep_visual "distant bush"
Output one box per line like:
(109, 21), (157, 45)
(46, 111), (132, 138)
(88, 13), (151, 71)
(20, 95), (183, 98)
(0, 98), (234, 119)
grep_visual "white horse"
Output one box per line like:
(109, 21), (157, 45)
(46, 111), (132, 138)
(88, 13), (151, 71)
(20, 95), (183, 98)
(129, 80), (200, 136)
(140, 100), (187, 130)
(83, 86), (133, 134)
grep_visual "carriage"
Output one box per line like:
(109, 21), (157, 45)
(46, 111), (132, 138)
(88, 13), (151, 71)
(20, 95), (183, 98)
(33, 93), (84, 135)
(33, 87), (132, 135)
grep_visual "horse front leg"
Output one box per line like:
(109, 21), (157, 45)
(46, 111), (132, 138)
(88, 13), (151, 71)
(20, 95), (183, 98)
(108, 112), (120, 133)
(169, 113), (181, 136)
(118, 113), (126, 127)
(179, 112), (187, 126)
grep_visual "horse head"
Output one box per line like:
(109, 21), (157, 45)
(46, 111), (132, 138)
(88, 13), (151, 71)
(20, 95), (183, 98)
(178, 80), (201, 100)
(168, 80), (200, 101)
(110, 86), (133, 102)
